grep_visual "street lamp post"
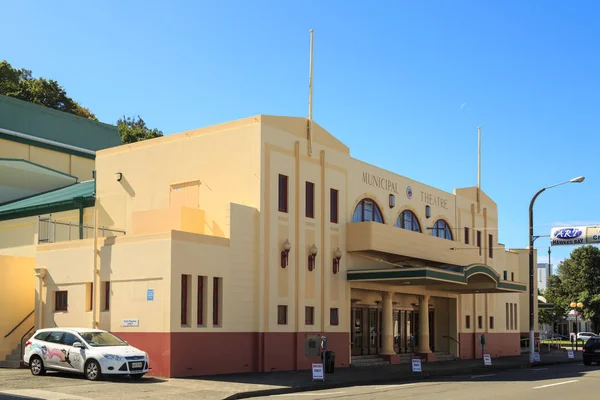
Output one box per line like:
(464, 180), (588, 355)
(528, 176), (585, 363)
(570, 302), (584, 351)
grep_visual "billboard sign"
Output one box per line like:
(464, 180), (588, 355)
(550, 226), (600, 246)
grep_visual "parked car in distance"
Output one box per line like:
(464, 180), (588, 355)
(577, 332), (597, 342)
(582, 336), (600, 365)
(23, 328), (149, 380)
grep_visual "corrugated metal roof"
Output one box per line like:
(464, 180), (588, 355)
(0, 180), (95, 219)
(0, 95), (121, 152)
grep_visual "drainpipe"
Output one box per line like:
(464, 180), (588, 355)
(92, 204), (99, 329)
(34, 268), (47, 330)
(79, 204), (84, 240)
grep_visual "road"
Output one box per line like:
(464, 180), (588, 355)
(257, 363), (600, 400)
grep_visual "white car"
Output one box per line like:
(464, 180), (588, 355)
(23, 328), (149, 380)
(577, 332), (597, 342)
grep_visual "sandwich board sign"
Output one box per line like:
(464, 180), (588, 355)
(483, 354), (492, 366)
(567, 350), (574, 359)
(312, 363), (324, 381)
(411, 358), (422, 373)
(534, 352), (541, 362)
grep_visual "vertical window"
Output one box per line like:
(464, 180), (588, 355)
(509, 303), (514, 330)
(465, 315), (471, 329)
(278, 305), (288, 325)
(477, 231), (482, 255)
(181, 275), (189, 325)
(306, 182), (315, 218)
(478, 316), (483, 329)
(464, 227), (470, 244)
(55, 291), (68, 312)
(103, 282), (110, 311)
(197, 276), (205, 326)
(330, 189), (339, 223)
(506, 303), (509, 330)
(89, 283), (93, 312)
(488, 234), (494, 258)
(213, 277), (222, 326)
(511, 272), (514, 281)
(278, 174), (288, 213)
(513, 303), (518, 330)
(503, 270), (508, 280)
(330, 308), (339, 326)
(305, 306), (315, 325)
(490, 316), (495, 330)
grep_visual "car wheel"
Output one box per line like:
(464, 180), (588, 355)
(584, 358), (592, 366)
(130, 373), (145, 380)
(30, 356), (46, 376)
(85, 360), (102, 381)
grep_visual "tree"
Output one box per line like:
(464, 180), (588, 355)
(117, 115), (163, 144)
(543, 245), (600, 332)
(0, 60), (97, 120)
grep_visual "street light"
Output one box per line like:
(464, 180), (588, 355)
(570, 302), (584, 351)
(528, 176), (585, 363)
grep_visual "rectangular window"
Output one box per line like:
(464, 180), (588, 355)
(213, 277), (222, 326)
(465, 315), (471, 329)
(55, 291), (68, 312)
(509, 303), (514, 330)
(278, 305), (288, 325)
(490, 316), (495, 330)
(330, 308), (339, 326)
(305, 306), (315, 325)
(103, 281), (110, 311)
(197, 276), (206, 326)
(513, 303), (518, 330)
(478, 316), (483, 329)
(306, 181), (315, 218)
(503, 270), (508, 280)
(488, 234), (494, 258)
(181, 275), (190, 325)
(89, 283), (93, 312)
(330, 189), (339, 223)
(506, 303), (510, 330)
(511, 272), (515, 281)
(278, 174), (288, 213)
(477, 231), (482, 255)
(464, 227), (470, 244)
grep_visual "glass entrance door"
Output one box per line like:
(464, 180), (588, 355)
(351, 307), (380, 356)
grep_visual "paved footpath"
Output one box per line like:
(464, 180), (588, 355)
(0, 351), (582, 400)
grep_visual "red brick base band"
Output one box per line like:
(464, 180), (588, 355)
(459, 332), (520, 359)
(113, 331), (350, 378)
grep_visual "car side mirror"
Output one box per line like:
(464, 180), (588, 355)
(73, 342), (83, 348)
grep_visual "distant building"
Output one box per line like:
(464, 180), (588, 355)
(537, 262), (551, 292)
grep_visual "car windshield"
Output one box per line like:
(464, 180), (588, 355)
(78, 331), (127, 347)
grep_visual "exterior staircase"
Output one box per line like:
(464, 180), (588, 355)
(351, 355), (390, 367)
(434, 351), (456, 362)
(0, 344), (23, 369)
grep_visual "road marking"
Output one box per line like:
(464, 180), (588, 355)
(364, 383), (419, 389)
(0, 389), (93, 399)
(533, 380), (579, 389)
(470, 374), (495, 378)
(277, 392), (346, 397)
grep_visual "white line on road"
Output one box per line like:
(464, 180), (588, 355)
(470, 374), (495, 378)
(533, 380), (579, 389)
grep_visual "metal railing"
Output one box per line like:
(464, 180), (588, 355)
(38, 216), (126, 244)
(20, 326), (35, 363)
(4, 310), (34, 338)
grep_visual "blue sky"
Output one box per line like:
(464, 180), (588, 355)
(3, 0), (599, 267)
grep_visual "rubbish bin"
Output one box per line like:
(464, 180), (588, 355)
(324, 351), (335, 373)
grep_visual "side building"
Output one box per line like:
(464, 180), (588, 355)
(0, 95), (121, 366)
(28, 115), (536, 377)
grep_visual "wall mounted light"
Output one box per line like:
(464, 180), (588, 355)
(425, 205), (431, 218)
(332, 247), (342, 274)
(308, 244), (318, 271)
(114, 172), (123, 182)
(389, 194), (395, 209)
(281, 239), (291, 268)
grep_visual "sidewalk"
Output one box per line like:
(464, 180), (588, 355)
(184, 350), (582, 400)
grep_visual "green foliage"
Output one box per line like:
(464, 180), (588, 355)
(541, 245), (600, 331)
(0, 60), (97, 120)
(117, 115), (163, 144)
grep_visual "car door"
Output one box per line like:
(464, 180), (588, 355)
(41, 331), (66, 369)
(60, 332), (86, 372)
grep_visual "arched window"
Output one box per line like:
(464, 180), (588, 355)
(396, 210), (421, 232)
(352, 198), (384, 223)
(431, 219), (453, 240)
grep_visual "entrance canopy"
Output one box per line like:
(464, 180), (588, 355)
(347, 263), (526, 294)
(0, 158), (77, 204)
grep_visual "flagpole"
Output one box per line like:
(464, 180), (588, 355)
(307, 29), (314, 156)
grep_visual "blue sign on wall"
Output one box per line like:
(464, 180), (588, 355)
(147, 289), (154, 301)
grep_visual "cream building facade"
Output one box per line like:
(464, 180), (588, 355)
(23, 115), (539, 377)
